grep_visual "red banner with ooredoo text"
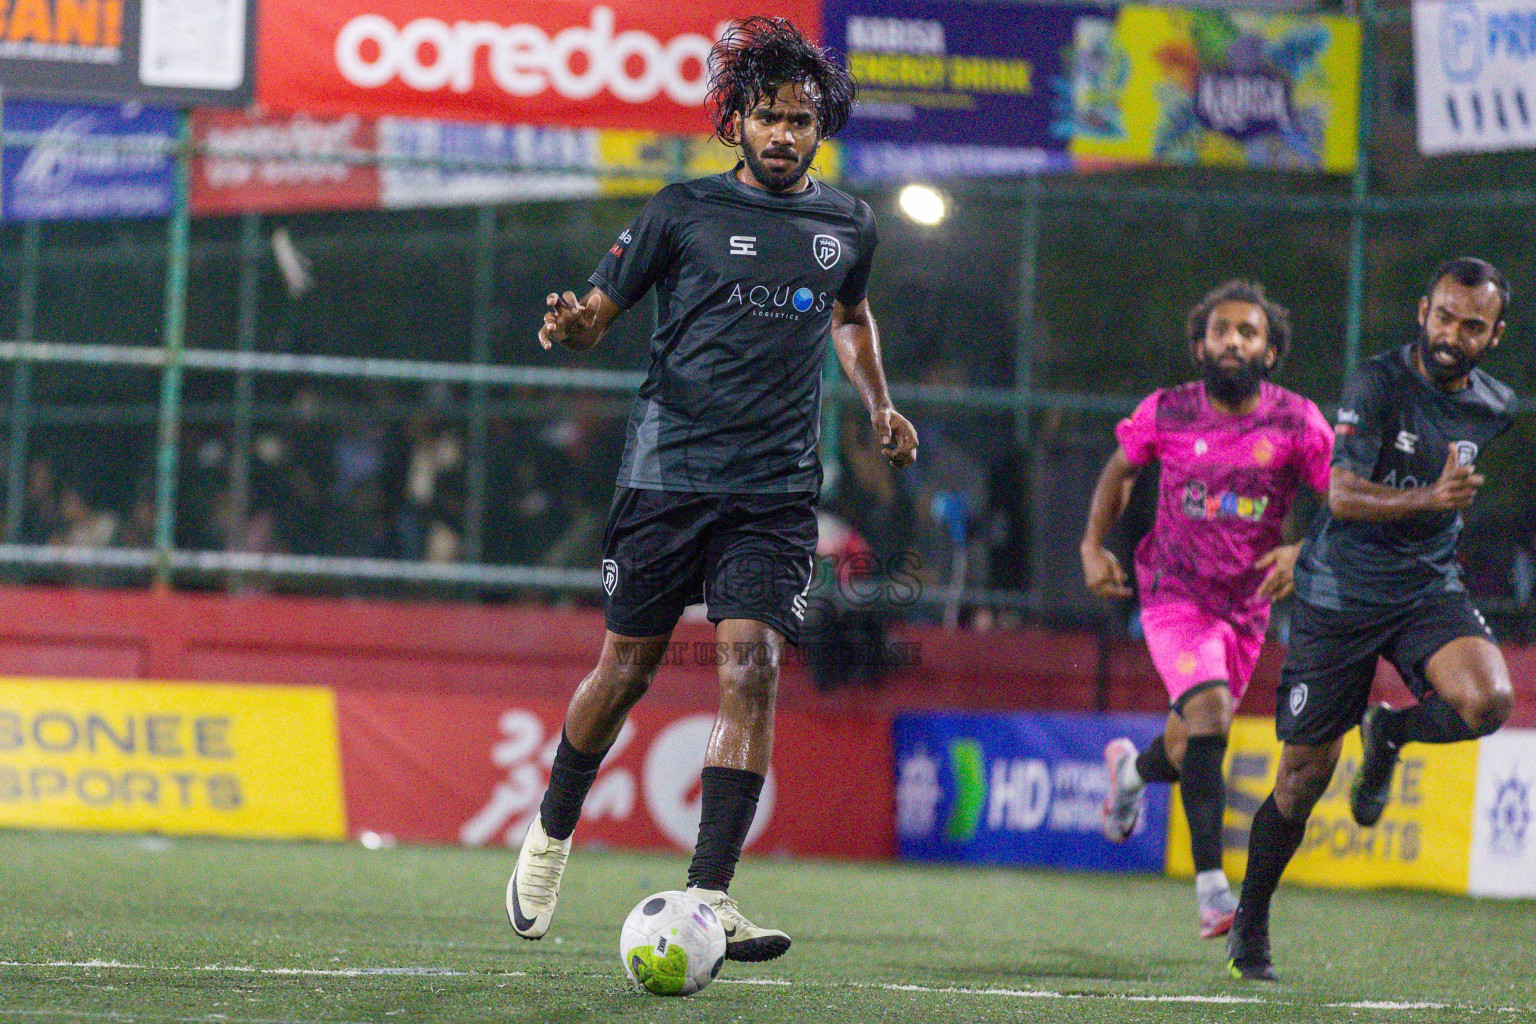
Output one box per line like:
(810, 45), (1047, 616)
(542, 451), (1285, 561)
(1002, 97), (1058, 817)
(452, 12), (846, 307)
(336, 692), (893, 860)
(255, 0), (822, 133)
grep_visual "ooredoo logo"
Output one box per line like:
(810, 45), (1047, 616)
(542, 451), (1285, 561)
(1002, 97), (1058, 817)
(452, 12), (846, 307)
(334, 5), (722, 104)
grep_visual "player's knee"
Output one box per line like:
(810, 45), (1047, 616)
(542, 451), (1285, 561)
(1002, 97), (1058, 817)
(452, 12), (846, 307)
(604, 661), (657, 704)
(1463, 688), (1513, 737)
(1276, 757), (1333, 819)
(719, 658), (778, 707)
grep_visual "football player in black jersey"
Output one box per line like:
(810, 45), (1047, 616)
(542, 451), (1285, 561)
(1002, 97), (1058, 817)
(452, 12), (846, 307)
(508, 18), (918, 963)
(1227, 258), (1517, 980)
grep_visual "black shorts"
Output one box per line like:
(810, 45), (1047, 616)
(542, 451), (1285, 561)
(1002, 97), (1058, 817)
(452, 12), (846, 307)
(1276, 591), (1494, 746)
(601, 486), (818, 645)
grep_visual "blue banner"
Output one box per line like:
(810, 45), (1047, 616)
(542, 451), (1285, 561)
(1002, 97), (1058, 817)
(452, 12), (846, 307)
(2, 100), (177, 222)
(894, 712), (1170, 870)
(825, 0), (1099, 177)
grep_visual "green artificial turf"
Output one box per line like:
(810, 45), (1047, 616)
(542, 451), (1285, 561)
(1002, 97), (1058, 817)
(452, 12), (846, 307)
(0, 830), (1530, 1023)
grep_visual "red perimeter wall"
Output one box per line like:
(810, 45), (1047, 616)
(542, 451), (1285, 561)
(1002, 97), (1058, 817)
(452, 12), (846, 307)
(0, 584), (1531, 723)
(1, 585), (1531, 859)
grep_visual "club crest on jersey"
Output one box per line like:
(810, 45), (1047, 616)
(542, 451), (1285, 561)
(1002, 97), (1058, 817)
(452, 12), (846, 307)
(1454, 440), (1479, 466)
(813, 234), (841, 269)
(1289, 683), (1308, 716)
(602, 559), (619, 595)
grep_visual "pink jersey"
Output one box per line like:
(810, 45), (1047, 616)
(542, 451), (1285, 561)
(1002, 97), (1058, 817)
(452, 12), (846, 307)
(1116, 381), (1333, 636)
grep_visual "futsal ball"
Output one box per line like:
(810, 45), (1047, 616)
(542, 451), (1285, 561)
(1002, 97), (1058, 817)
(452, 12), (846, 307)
(619, 890), (727, 996)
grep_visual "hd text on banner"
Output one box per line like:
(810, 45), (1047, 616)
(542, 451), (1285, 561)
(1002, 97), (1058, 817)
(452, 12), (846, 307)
(0, 677), (346, 840)
(1167, 718), (1536, 898)
(1414, 0), (1536, 155)
(893, 712), (1169, 871)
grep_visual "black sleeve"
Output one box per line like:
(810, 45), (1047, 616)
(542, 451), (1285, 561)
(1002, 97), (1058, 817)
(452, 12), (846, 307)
(1331, 363), (1389, 477)
(836, 201), (879, 306)
(588, 187), (681, 309)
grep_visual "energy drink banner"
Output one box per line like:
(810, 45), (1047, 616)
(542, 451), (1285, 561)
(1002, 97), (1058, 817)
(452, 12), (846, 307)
(893, 712), (1169, 870)
(1, 98), (176, 221)
(1065, 6), (1361, 172)
(824, 0), (1091, 179)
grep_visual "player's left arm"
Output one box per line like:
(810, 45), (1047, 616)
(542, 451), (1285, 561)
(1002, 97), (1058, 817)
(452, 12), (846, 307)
(831, 298), (917, 468)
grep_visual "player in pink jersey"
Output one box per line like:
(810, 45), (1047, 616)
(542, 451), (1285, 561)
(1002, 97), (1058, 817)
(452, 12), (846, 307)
(1079, 280), (1333, 939)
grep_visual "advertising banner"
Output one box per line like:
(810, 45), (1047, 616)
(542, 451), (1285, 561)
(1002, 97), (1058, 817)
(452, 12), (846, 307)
(337, 693), (894, 859)
(0, 0), (255, 107)
(1, 98), (175, 221)
(892, 712), (1169, 871)
(1414, 0), (1536, 155)
(1063, 6), (1361, 172)
(255, 0), (820, 132)
(824, 0), (1088, 178)
(595, 130), (839, 195)
(1468, 728), (1536, 897)
(376, 117), (598, 208)
(1166, 716), (1477, 893)
(0, 677), (346, 839)
(192, 109), (382, 216)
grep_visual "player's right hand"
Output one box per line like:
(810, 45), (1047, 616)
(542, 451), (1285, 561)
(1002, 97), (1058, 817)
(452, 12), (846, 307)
(1428, 442), (1485, 510)
(539, 291), (597, 350)
(1081, 544), (1132, 599)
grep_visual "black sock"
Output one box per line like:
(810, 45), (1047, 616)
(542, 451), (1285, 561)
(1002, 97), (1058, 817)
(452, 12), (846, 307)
(687, 767), (765, 893)
(1238, 794), (1308, 922)
(1379, 700), (1478, 746)
(1180, 734), (1229, 873)
(1135, 734), (1180, 783)
(538, 731), (608, 841)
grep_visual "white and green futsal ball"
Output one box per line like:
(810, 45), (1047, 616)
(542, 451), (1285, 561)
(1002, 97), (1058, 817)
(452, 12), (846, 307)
(619, 890), (727, 996)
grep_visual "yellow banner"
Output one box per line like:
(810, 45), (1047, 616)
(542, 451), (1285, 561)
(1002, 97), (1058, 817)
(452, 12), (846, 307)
(1067, 6), (1360, 173)
(1167, 716), (1475, 893)
(0, 678), (345, 840)
(597, 132), (840, 196)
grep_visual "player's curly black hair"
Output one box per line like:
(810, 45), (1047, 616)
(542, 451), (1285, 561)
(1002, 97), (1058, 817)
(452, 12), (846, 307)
(708, 17), (856, 145)
(1185, 279), (1292, 367)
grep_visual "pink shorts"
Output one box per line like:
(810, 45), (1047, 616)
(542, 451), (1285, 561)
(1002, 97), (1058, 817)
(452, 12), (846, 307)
(1139, 599), (1265, 707)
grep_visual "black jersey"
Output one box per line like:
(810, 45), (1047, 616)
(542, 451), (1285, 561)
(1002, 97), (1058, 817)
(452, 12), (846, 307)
(1293, 345), (1518, 610)
(588, 167), (879, 494)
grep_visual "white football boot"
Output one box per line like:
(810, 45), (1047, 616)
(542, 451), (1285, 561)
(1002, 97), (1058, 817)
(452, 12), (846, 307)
(685, 886), (792, 963)
(506, 815), (571, 940)
(1101, 737), (1145, 843)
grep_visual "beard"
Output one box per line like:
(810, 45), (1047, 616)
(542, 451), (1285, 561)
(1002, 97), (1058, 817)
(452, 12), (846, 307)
(1199, 353), (1270, 406)
(1417, 325), (1481, 385)
(742, 140), (818, 193)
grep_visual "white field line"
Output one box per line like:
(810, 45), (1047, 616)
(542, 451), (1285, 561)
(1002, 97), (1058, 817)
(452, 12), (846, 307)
(717, 977), (1528, 1014)
(0, 960), (524, 979)
(2, 961), (1527, 1015)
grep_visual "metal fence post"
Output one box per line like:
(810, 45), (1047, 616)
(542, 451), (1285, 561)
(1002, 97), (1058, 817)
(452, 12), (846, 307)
(230, 211), (261, 542)
(152, 113), (193, 588)
(465, 204), (495, 562)
(5, 220), (40, 544)
(1343, 0), (1378, 377)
